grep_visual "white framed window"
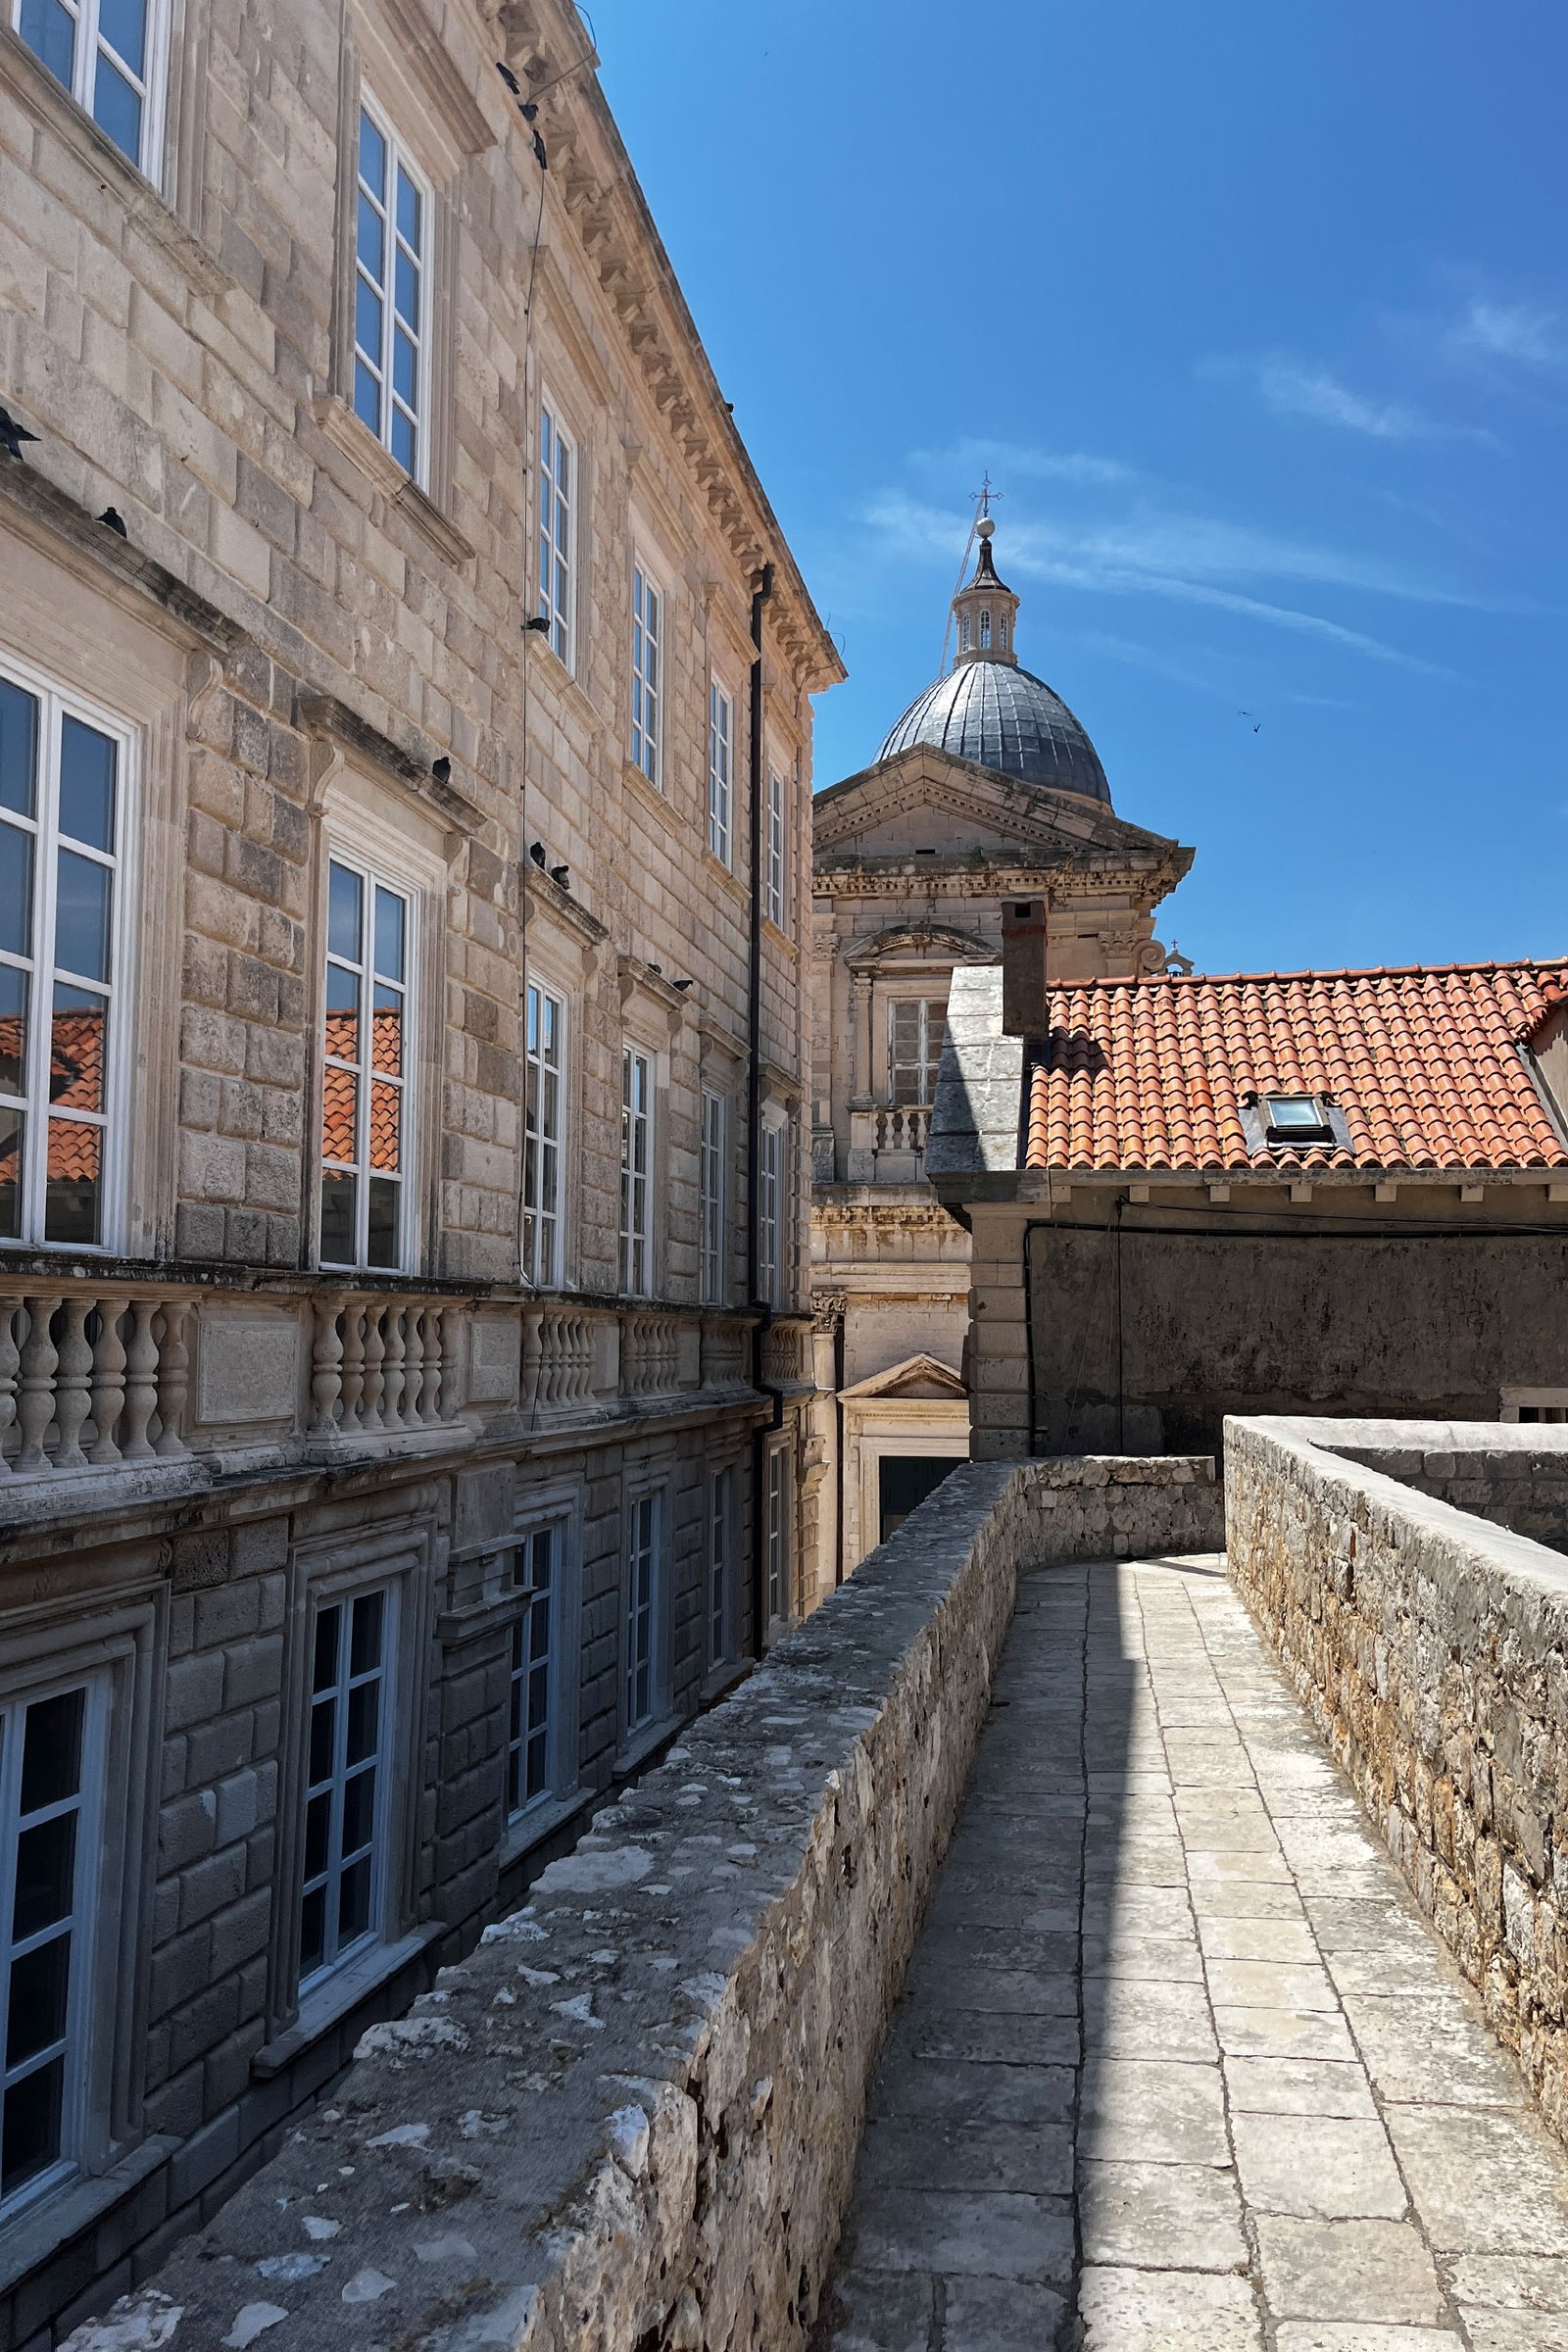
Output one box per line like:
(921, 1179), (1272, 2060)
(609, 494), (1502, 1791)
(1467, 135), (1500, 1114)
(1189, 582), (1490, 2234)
(999, 612), (1009, 652)
(13, 0), (169, 178)
(979, 608), (992, 649)
(888, 997), (947, 1107)
(298, 1584), (394, 1993)
(0, 1674), (105, 2221)
(624, 1491), (661, 1736)
(759, 1113), (786, 1308)
(708, 681), (732, 865)
(537, 400), (576, 670)
(0, 661), (129, 1251)
(507, 1522), (564, 1818)
(764, 770), (786, 928)
(766, 1446), (790, 1626)
(523, 979), (565, 1287)
(353, 97), (430, 483)
(630, 562), (662, 785)
(320, 855), (414, 1272)
(959, 614), (971, 652)
(700, 1088), (725, 1306)
(709, 1464), (735, 1668)
(619, 1044), (652, 1297)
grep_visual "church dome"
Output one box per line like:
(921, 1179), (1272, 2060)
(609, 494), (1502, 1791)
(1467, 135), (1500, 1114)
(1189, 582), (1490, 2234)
(876, 514), (1113, 808)
(877, 660), (1112, 807)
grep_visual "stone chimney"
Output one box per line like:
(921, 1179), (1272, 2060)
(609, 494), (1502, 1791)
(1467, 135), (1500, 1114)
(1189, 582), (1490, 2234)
(1001, 898), (1048, 1036)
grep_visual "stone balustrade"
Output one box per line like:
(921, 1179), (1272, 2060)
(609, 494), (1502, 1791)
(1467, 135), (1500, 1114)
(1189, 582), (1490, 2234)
(0, 1270), (774, 1516)
(307, 1294), (460, 1445)
(0, 1281), (194, 1476)
(519, 1300), (597, 1413)
(846, 1101), (930, 1182)
(761, 1312), (813, 1390)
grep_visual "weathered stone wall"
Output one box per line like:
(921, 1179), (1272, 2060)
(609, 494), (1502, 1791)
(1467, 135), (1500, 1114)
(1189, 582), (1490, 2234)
(1024, 1450), (1222, 1562)
(66, 1453), (1211, 2351)
(1225, 1414), (1568, 2144)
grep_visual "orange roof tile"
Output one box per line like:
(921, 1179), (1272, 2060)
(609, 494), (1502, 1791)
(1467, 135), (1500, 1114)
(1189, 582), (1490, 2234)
(1022, 958), (1568, 1175)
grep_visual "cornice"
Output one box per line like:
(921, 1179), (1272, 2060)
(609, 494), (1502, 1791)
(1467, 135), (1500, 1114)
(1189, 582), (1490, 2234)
(493, 0), (844, 697)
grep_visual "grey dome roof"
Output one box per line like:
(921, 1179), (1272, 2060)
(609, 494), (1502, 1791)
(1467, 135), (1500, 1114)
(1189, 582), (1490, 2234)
(877, 658), (1112, 807)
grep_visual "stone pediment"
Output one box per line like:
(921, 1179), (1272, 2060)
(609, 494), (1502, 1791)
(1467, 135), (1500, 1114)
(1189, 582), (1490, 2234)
(839, 1352), (968, 1403)
(813, 743), (1188, 877)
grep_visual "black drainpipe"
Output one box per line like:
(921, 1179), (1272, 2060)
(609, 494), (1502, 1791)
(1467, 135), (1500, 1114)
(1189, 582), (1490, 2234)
(747, 562), (775, 1659)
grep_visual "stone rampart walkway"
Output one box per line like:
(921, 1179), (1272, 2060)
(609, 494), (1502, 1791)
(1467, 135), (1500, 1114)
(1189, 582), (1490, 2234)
(817, 1555), (1568, 2351)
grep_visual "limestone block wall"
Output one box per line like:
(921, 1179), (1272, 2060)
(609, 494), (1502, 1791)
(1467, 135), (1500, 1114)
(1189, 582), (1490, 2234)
(1226, 1415), (1568, 2144)
(1024, 1451), (1223, 1563)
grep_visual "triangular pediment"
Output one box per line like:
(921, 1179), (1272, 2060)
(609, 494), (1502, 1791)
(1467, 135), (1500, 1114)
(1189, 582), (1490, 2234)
(813, 744), (1187, 876)
(840, 1351), (969, 1403)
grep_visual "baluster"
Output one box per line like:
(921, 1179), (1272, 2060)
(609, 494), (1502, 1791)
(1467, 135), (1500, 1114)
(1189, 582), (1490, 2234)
(541, 1312), (561, 1407)
(419, 1307), (444, 1425)
(381, 1305), (406, 1426)
(0, 1301), (19, 1473)
(401, 1306), (425, 1426)
(51, 1300), (93, 1469)
(360, 1303), (385, 1427)
(87, 1297), (128, 1464)
(338, 1304), (366, 1434)
(307, 1297), (346, 1440)
(155, 1301), (190, 1455)
(520, 1307), (542, 1411)
(14, 1298), (62, 1473)
(121, 1298), (160, 1459)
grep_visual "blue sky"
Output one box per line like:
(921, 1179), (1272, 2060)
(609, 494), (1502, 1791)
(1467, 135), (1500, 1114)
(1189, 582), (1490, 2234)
(590, 2), (1566, 975)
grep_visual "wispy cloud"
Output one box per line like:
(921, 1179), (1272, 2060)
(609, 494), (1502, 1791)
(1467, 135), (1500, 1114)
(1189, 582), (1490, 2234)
(1206, 353), (1492, 445)
(862, 489), (1459, 675)
(911, 437), (1136, 490)
(1456, 300), (1561, 367)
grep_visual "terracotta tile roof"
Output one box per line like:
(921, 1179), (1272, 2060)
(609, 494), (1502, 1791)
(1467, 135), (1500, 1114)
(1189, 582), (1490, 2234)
(1022, 958), (1568, 1175)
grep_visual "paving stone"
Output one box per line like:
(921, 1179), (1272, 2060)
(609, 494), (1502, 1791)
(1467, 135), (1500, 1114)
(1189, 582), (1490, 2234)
(1076, 2264), (1264, 2350)
(1381, 2106), (1568, 2254)
(1205, 1958), (1341, 2012)
(1272, 2329), (1465, 2350)
(1255, 2216), (1446, 2322)
(1446, 2253), (1568, 2312)
(1343, 1995), (1531, 2109)
(1198, 1914), (1321, 1964)
(1461, 2317), (1568, 2350)
(1078, 2156), (1249, 2270)
(1230, 2112), (1408, 2220)
(1081, 1930), (1205, 1984)
(1214, 2003), (1359, 2062)
(903, 1959), (1078, 2017)
(848, 2191), (1074, 2285)
(1078, 2058), (1230, 2165)
(941, 2273), (1069, 2349)
(817, 2268), (931, 2352)
(856, 2118), (1072, 2196)
(865, 2058), (1076, 2128)
(1083, 1974), (1218, 2061)
(1224, 2058), (1379, 2119)
(907, 2011), (1079, 2066)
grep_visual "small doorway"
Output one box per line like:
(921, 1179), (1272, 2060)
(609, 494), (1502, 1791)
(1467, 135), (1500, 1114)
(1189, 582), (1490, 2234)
(878, 1454), (957, 1544)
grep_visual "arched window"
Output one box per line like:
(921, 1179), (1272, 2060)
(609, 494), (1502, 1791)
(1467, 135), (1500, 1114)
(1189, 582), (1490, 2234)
(979, 609), (992, 649)
(959, 614), (971, 651)
(999, 612), (1009, 650)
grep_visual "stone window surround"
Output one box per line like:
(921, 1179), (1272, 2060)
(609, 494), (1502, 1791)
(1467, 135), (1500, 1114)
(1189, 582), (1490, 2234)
(263, 1518), (438, 2052)
(615, 1460), (675, 1774)
(0, 647), (135, 1254)
(0, 524), (189, 1262)
(351, 88), (435, 492)
(759, 1102), (788, 1310)
(705, 1448), (743, 1685)
(764, 1434), (792, 1633)
(521, 972), (567, 1290)
(0, 5), (209, 247)
(698, 1025), (743, 1305)
(499, 1472), (585, 1863)
(763, 761), (787, 932)
(311, 772), (449, 1280)
(617, 980), (675, 1301)
(522, 897), (600, 1295)
(6, 0), (173, 183)
(699, 1084), (726, 1308)
(628, 545), (664, 789)
(321, 7), (477, 551)
(707, 673), (735, 870)
(529, 365), (594, 690)
(0, 1585), (162, 2290)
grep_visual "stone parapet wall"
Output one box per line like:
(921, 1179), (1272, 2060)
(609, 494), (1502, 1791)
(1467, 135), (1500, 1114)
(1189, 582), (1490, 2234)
(67, 1453), (1214, 2350)
(1025, 1450), (1222, 1562)
(1226, 1415), (1568, 2143)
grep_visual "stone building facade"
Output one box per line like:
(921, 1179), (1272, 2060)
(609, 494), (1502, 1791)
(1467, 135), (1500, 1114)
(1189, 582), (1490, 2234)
(0, 0), (839, 2336)
(809, 520), (1191, 1582)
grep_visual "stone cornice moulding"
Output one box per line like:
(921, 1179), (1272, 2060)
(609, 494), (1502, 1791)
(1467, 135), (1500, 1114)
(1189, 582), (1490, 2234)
(524, 861), (609, 955)
(494, 0), (844, 698)
(844, 923), (999, 973)
(0, 457), (243, 658)
(357, 0), (500, 163)
(297, 690), (487, 838)
(310, 396), (477, 566)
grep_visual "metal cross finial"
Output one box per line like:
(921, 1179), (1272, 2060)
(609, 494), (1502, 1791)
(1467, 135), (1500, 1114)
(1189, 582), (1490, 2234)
(975, 471), (1003, 519)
